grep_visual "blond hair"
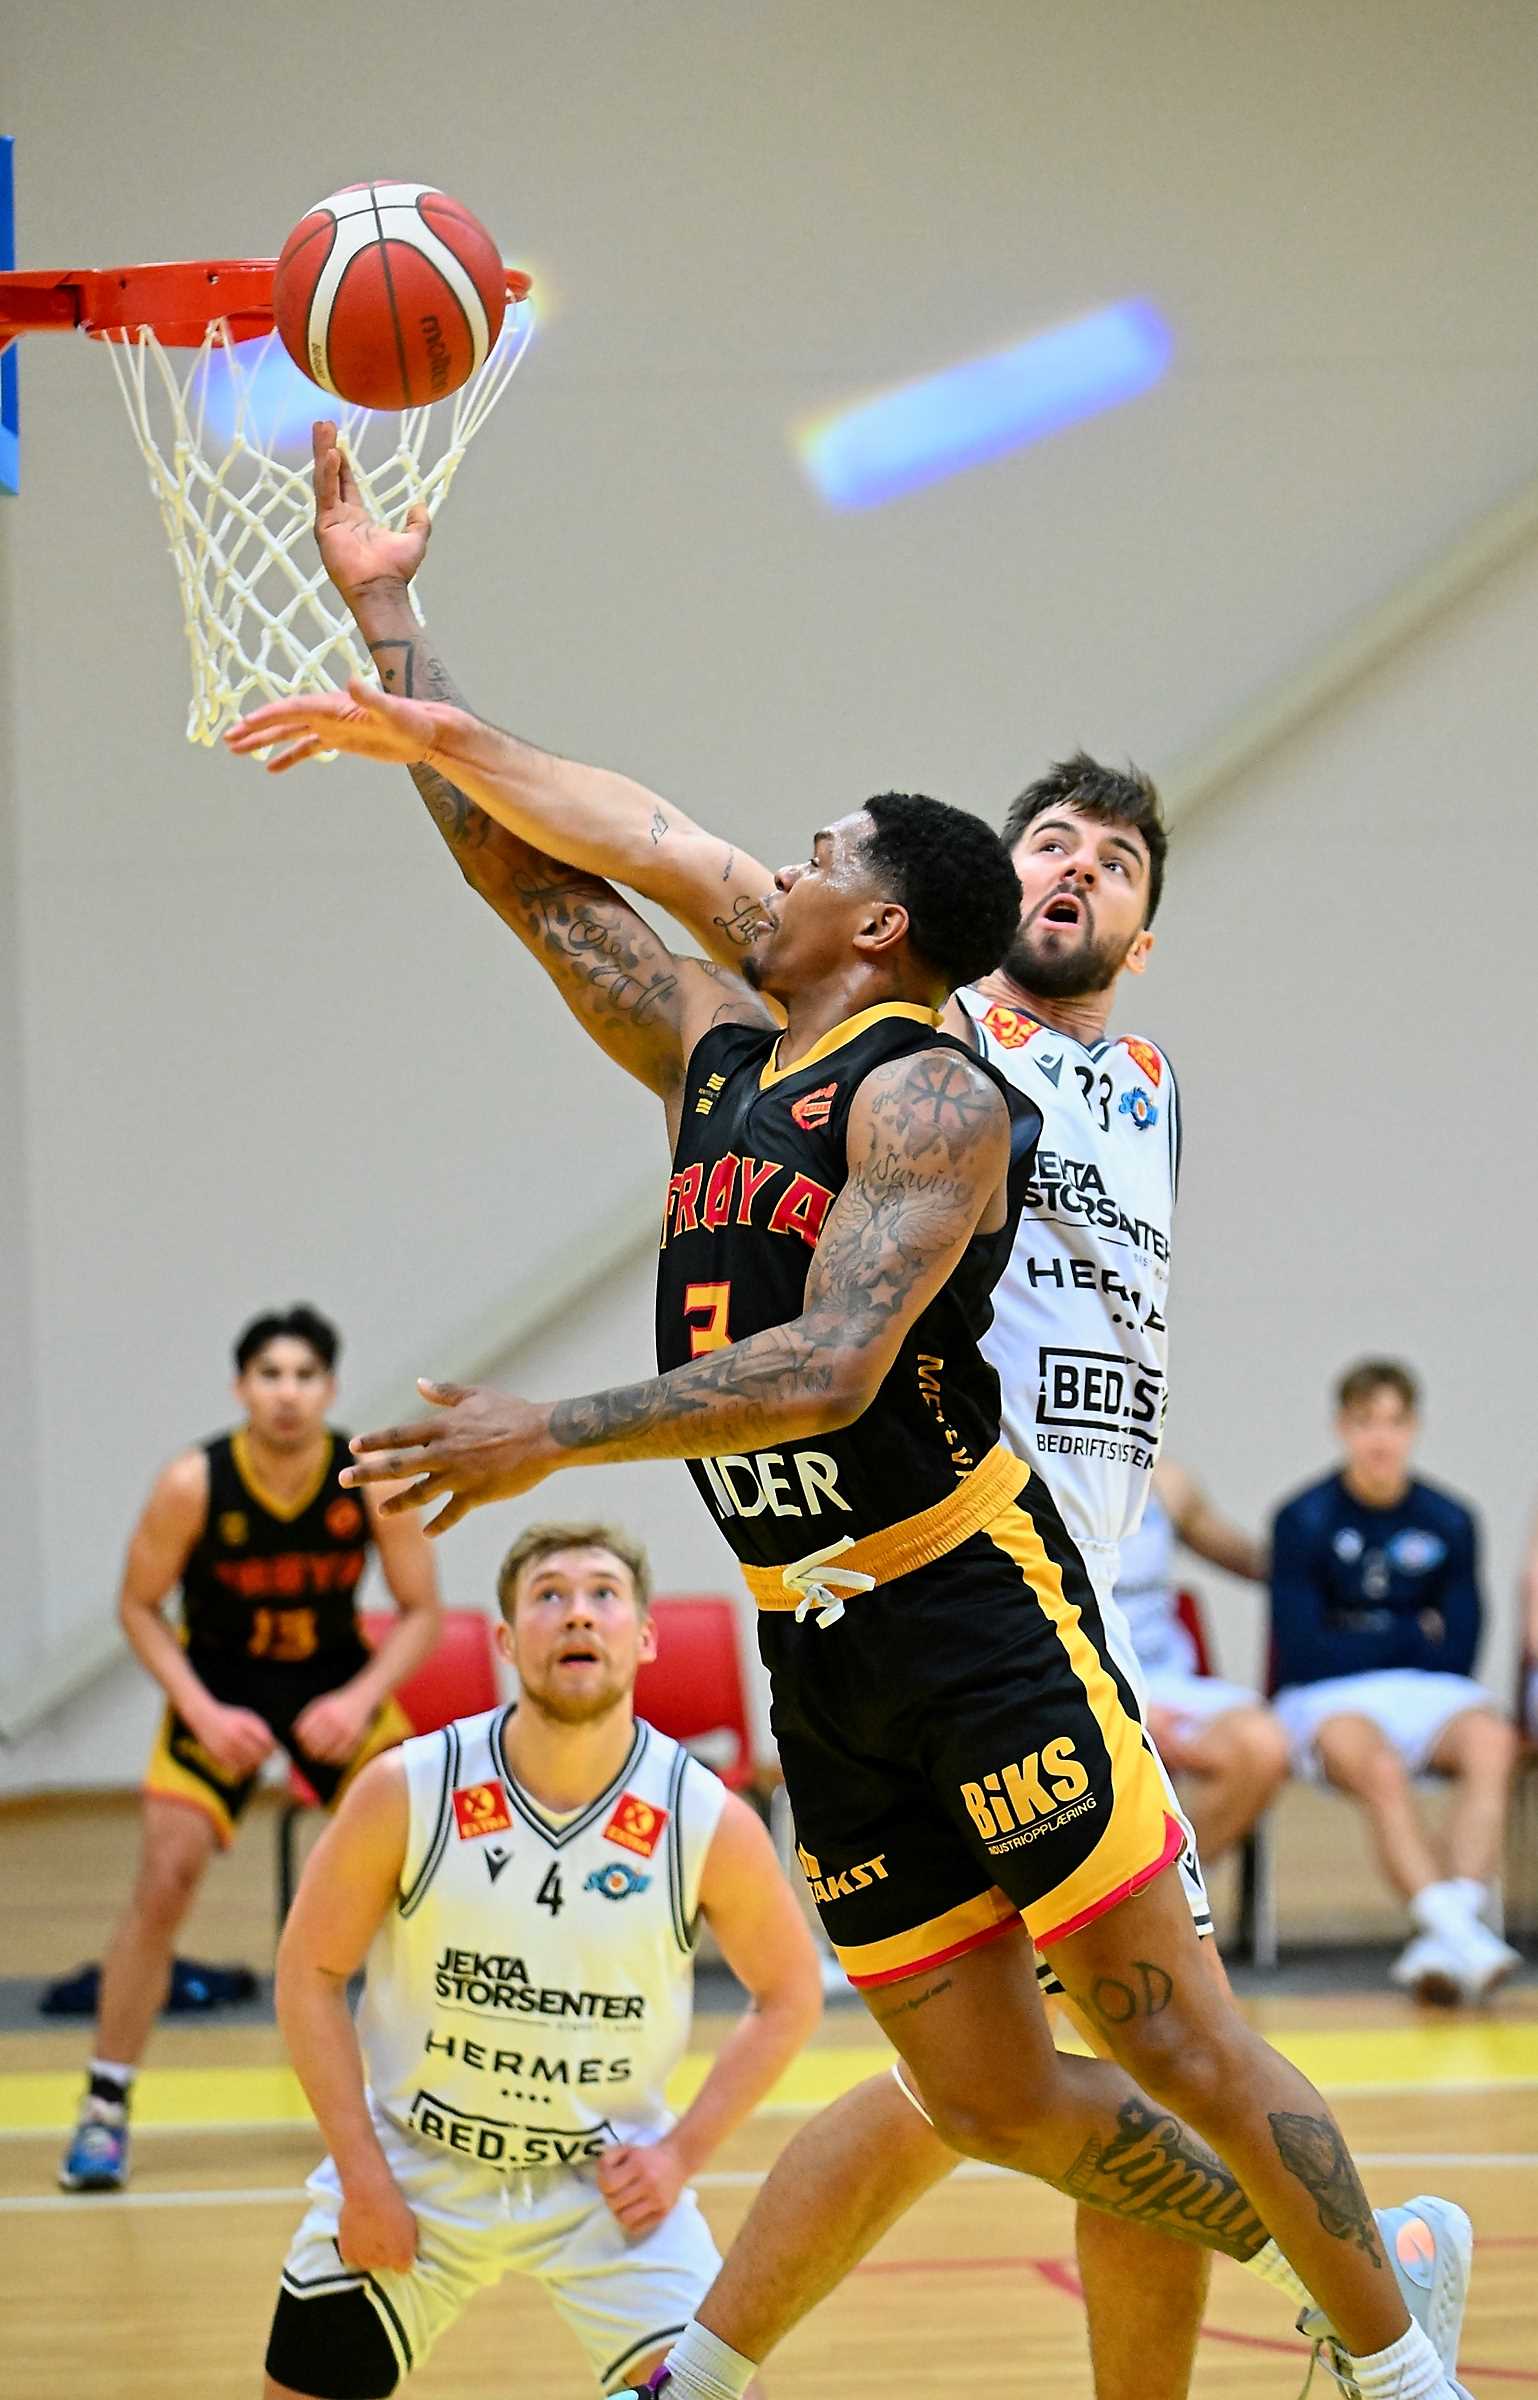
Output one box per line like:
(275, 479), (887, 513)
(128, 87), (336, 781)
(495, 1522), (653, 1623)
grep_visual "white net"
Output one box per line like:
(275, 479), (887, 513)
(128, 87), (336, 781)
(102, 302), (533, 744)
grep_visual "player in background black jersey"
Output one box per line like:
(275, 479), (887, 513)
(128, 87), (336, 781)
(223, 436), (1474, 2400)
(59, 1305), (441, 2194)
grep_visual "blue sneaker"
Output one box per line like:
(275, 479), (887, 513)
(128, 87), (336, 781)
(58, 2111), (130, 2192)
(1298, 2194), (1473, 2382)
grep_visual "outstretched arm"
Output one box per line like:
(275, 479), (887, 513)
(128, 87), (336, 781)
(257, 424), (780, 972)
(338, 1046), (1012, 1530)
(227, 673), (769, 1101)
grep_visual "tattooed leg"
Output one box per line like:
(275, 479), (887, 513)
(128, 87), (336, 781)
(1041, 1873), (1409, 2358)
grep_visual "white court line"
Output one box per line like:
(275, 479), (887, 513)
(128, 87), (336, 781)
(3, 2153), (1535, 2213)
(4, 2080), (1536, 2141)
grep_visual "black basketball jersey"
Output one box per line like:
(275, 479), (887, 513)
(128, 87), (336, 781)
(654, 1002), (1042, 1571)
(179, 1429), (373, 1665)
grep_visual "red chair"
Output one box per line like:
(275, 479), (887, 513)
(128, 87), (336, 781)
(275, 1608), (502, 1923)
(632, 1595), (760, 1794)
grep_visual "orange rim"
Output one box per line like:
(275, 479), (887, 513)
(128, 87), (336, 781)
(0, 256), (532, 348)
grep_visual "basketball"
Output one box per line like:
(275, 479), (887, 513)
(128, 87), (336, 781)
(272, 181), (508, 412)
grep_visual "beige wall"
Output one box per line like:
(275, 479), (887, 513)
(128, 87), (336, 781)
(4, 0), (1537, 1779)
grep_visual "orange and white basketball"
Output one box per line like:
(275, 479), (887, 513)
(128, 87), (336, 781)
(273, 181), (508, 412)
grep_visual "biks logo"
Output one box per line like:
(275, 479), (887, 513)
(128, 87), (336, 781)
(1118, 1086), (1158, 1131)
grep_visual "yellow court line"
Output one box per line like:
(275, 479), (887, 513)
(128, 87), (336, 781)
(3, 2020), (1536, 2136)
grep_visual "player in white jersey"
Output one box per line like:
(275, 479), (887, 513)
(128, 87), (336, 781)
(1113, 1461), (1287, 1865)
(263, 1520), (821, 2400)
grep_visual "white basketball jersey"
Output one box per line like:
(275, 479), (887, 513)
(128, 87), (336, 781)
(959, 991), (1179, 1551)
(357, 1707), (728, 2172)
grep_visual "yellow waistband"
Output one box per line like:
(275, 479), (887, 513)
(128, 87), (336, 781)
(740, 1443), (1030, 1610)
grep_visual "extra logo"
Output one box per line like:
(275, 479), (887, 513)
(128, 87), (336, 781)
(585, 1862), (652, 1901)
(604, 1793), (668, 1859)
(790, 1082), (838, 1131)
(452, 1782), (513, 1840)
(1120, 1037), (1164, 1087)
(1118, 1085), (1159, 1131)
(980, 1002), (1042, 1050)
(326, 1496), (364, 1538)
(217, 1510), (249, 1547)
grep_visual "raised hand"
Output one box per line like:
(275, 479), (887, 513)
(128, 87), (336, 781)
(340, 1380), (559, 1535)
(311, 418), (431, 602)
(223, 675), (446, 774)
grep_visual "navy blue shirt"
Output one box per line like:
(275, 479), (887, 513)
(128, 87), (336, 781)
(1269, 1472), (1481, 1691)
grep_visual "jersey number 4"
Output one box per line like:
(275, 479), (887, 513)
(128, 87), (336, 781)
(536, 1864), (565, 1917)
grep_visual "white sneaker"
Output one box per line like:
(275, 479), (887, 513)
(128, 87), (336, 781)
(1443, 1914), (1522, 2004)
(1298, 2194), (1473, 2380)
(1389, 1933), (1464, 2006)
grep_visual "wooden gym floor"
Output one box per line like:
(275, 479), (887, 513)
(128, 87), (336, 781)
(3, 1794), (1535, 2398)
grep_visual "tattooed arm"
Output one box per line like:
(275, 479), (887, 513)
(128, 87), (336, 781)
(225, 428), (771, 1100)
(293, 421), (781, 973)
(339, 1049), (1012, 1530)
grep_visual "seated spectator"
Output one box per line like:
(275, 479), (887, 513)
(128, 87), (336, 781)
(1522, 1501), (1538, 1742)
(1269, 1358), (1522, 2004)
(1113, 1459), (1287, 1862)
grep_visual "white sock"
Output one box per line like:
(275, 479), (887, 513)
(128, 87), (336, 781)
(1343, 2318), (1443, 2400)
(662, 2323), (756, 2400)
(1448, 1877), (1488, 1923)
(1408, 1881), (1470, 1942)
(1243, 2237), (1312, 2307)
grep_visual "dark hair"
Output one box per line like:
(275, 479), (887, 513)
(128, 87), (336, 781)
(1336, 1358), (1419, 1416)
(233, 1304), (341, 1375)
(496, 1521), (653, 1622)
(1000, 752), (1167, 924)
(859, 792), (1023, 991)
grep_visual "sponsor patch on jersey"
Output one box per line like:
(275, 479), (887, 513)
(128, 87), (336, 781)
(1121, 1037), (1164, 1086)
(585, 1862), (652, 1900)
(1118, 1085), (1159, 1131)
(217, 1510), (249, 1547)
(604, 1793), (668, 1858)
(325, 1496), (364, 1538)
(790, 1081), (838, 1131)
(980, 1002), (1042, 1049)
(452, 1781), (513, 1840)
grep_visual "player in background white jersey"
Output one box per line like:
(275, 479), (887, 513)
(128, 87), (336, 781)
(1114, 1460), (1286, 1866)
(263, 1520), (821, 2400)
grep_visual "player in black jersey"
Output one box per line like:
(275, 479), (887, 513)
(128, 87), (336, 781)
(222, 439), (1466, 2400)
(58, 1306), (441, 2195)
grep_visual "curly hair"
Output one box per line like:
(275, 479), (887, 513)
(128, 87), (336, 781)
(859, 792), (1023, 991)
(233, 1304), (340, 1374)
(1000, 752), (1167, 923)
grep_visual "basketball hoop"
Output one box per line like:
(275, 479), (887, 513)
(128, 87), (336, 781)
(0, 257), (534, 745)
